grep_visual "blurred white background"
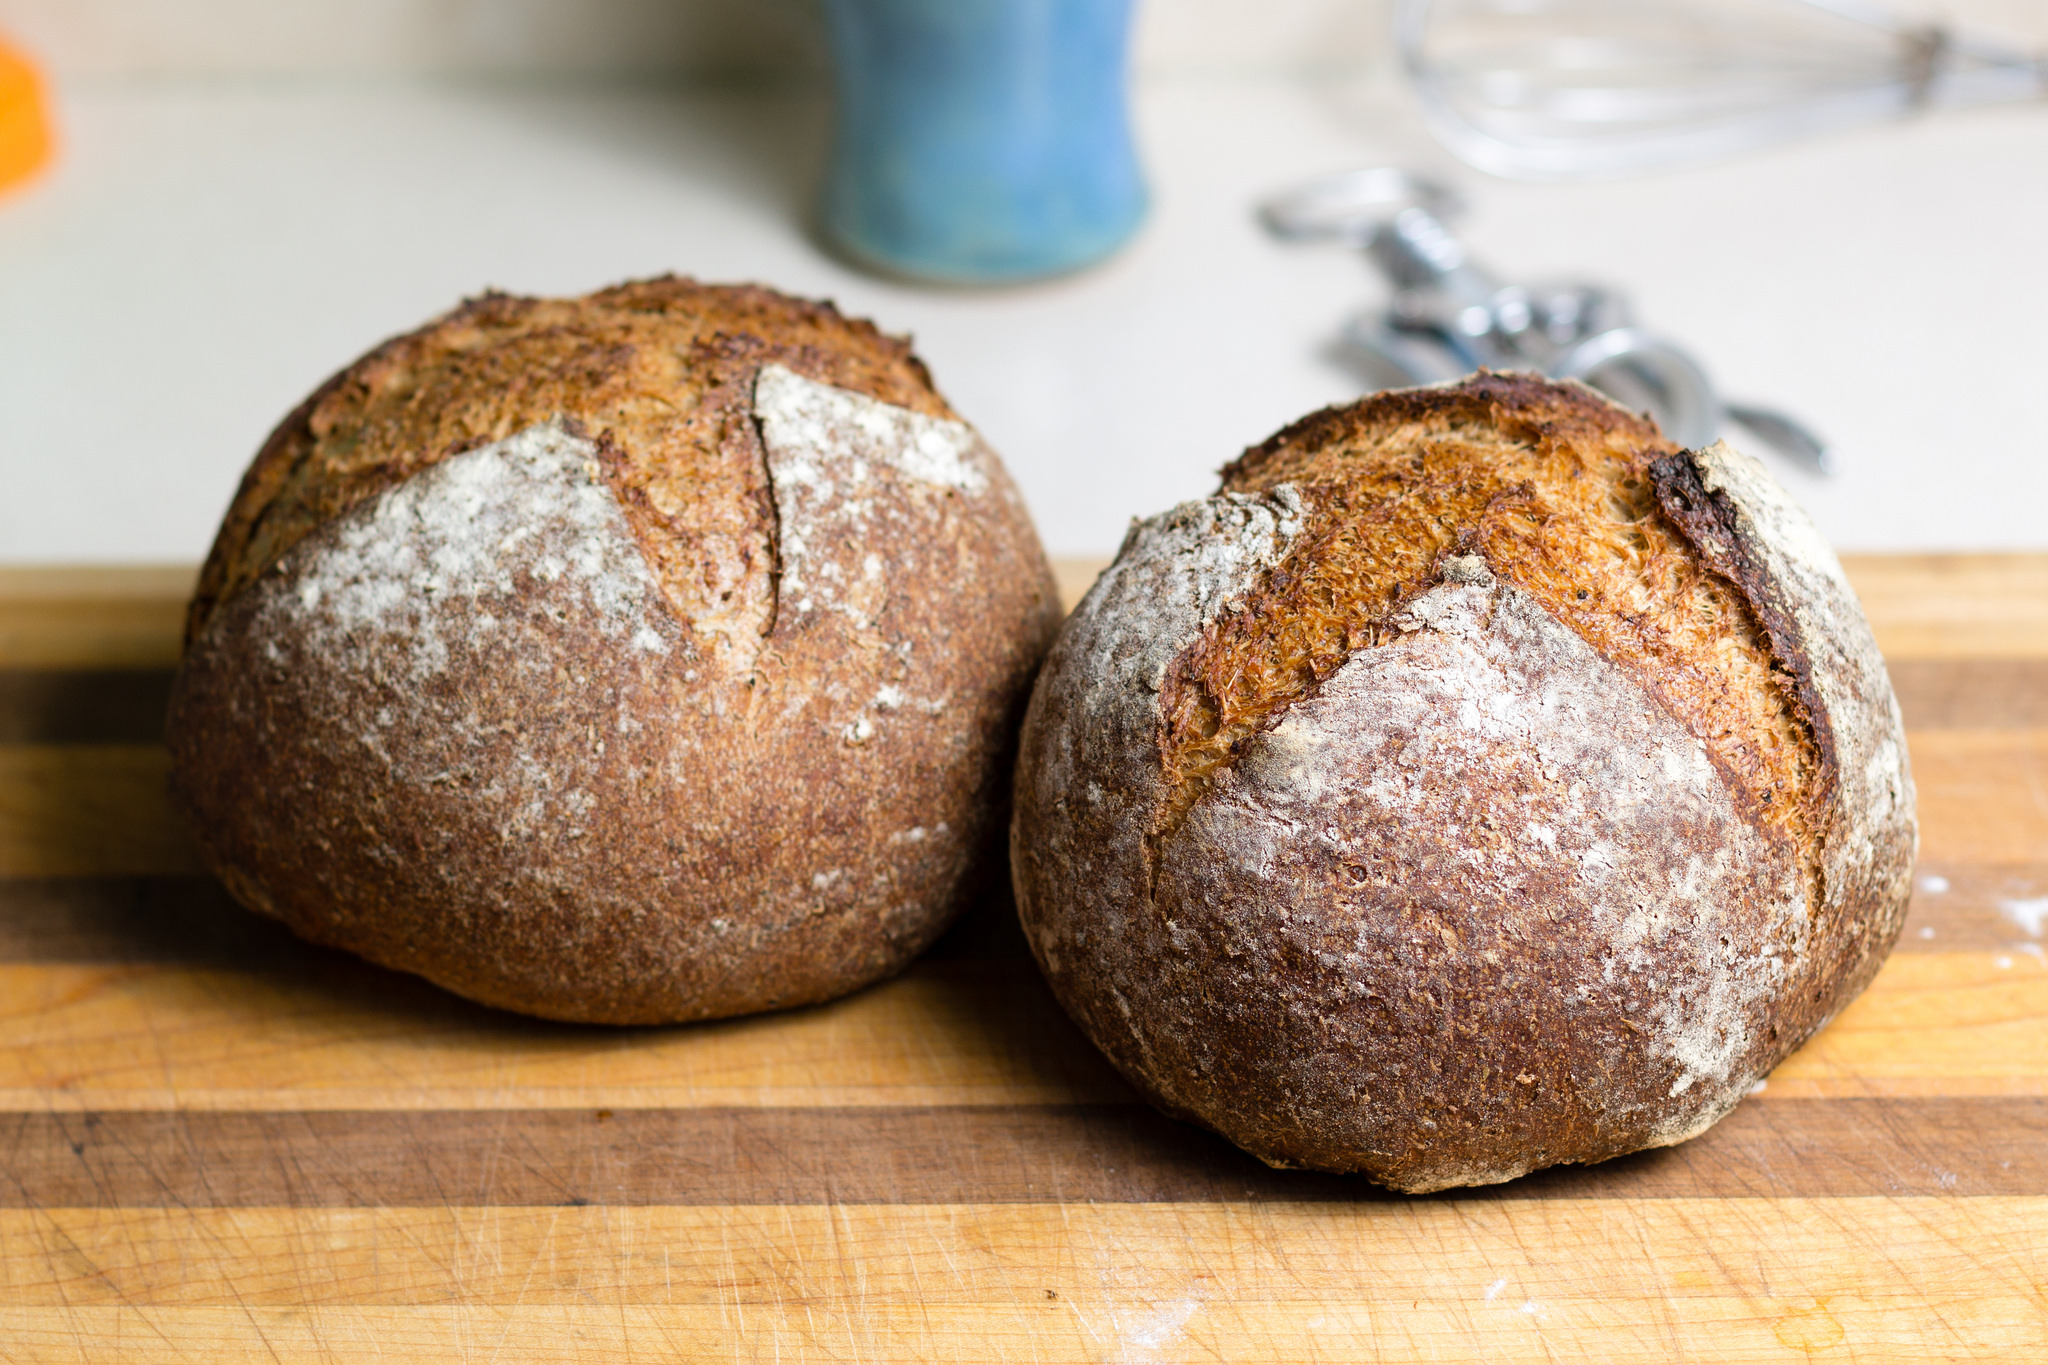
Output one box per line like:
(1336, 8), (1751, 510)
(13, 0), (1378, 78)
(1, 0), (2045, 560)
(5, 0), (2042, 79)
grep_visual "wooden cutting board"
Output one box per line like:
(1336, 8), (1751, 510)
(1, 555), (2043, 1363)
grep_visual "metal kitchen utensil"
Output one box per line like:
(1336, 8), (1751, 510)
(1396, 0), (2048, 181)
(1260, 166), (1834, 473)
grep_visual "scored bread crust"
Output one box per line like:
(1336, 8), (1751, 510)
(1011, 373), (1914, 1192)
(187, 278), (956, 659)
(169, 279), (1060, 1024)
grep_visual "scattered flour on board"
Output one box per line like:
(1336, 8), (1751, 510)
(1103, 1296), (1202, 1364)
(1998, 897), (2048, 938)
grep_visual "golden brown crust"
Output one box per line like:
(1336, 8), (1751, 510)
(188, 278), (950, 652)
(1164, 373), (1817, 857)
(169, 279), (1060, 1024)
(1011, 374), (1915, 1191)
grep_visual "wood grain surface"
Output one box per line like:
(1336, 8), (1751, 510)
(1, 556), (2044, 1362)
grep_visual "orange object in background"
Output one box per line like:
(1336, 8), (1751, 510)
(0, 35), (54, 194)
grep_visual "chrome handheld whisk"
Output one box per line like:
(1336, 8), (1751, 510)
(1398, 0), (2048, 180)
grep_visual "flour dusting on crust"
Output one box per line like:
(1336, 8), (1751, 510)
(1154, 574), (1802, 1185)
(169, 286), (1066, 1029)
(756, 363), (989, 630)
(1690, 440), (1915, 1014)
(248, 421), (682, 851)
(1012, 489), (1305, 962)
(1065, 488), (1306, 702)
(753, 365), (1001, 747)
(277, 421), (669, 682)
(1012, 393), (1914, 1194)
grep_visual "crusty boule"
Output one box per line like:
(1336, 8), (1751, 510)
(168, 277), (1060, 1024)
(1011, 372), (1914, 1192)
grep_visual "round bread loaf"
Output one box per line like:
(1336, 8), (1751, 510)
(169, 277), (1060, 1024)
(1012, 373), (1915, 1192)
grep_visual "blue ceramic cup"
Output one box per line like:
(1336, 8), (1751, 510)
(819, 0), (1147, 285)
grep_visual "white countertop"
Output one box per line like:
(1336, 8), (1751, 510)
(2, 73), (2045, 562)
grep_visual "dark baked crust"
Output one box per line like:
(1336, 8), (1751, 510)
(187, 277), (951, 654)
(169, 279), (1060, 1024)
(1011, 373), (1913, 1191)
(1193, 372), (1818, 858)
